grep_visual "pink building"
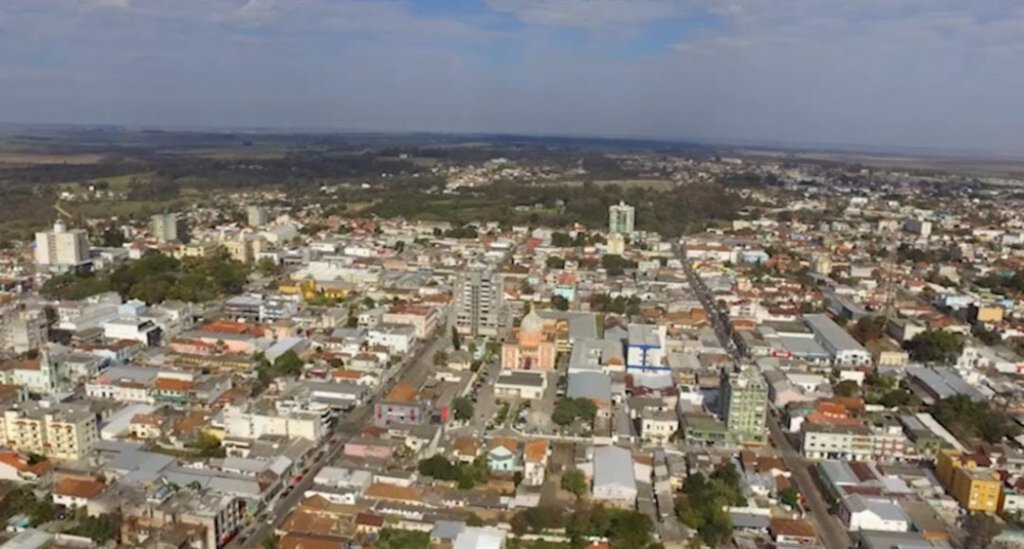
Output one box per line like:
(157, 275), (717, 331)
(502, 310), (556, 371)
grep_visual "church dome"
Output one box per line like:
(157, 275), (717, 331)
(520, 309), (543, 334)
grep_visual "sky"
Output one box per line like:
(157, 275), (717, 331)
(2, 0), (1023, 153)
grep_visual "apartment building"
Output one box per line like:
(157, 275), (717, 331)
(721, 367), (768, 445)
(0, 402), (98, 460)
(608, 201), (636, 234)
(455, 268), (504, 338)
(34, 220), (90, 270)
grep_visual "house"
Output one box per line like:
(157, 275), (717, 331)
(839, 495), (911, 532)
(522, 440), (549, 487)
(451, 437), (480, 464)
(769, 518), (817, 546)
(488, 439), (519, 473)
(53, 476), (106, 510)
(592, 446), (637, 508)
(0, 451), (52, 484)
(639, 409), (677, 444)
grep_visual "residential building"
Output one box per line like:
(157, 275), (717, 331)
(456, 268), (504, 338)
(34, 219), (90, 269)
(247, 206), (268, 228)
(0, 304), (48, 354)
(721, 367), (768, 444)
(0, 402), (99, 460)
(151, 212), (190, 244)
(608, 201), (635, 234)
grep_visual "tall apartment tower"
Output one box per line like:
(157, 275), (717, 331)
(151, 213), (190, 244)
(456, 268), (504, 339)
(608, 201), (635, 234)
(34, 220), (90, 269)
(720, 367), (768, 444)
(247, 206), (268, 228)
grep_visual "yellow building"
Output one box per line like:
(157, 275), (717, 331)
(975, 305), (1004, 324)
(172, 241), (218, 260)
(937, 449), (976, 488)
(0, 402), (98, 461)
(279, 278), (352, 302)
(952, 468), (1002, 513)
(223, 239), (253, 264)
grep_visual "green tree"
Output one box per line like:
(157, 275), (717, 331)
(906, 330), (962, 363)
(561, 469), (588, 499)
(68, 514), (120, 544)
(546, 256), (566, 269)
(779, 487), (800, 508)
(551, 295), (569, 311)
(256, 257), (280, 278)
(377, 529), (429, 549)
(453, 397), (474, 421)
(273, 350), (304, 377)
(452, 326), (462, 351)
(964, 513), (1002, 549)
(834, 380), (860, 397)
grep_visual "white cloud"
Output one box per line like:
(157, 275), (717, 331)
(486, 0), (691, 28)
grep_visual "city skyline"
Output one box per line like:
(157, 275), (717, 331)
(2, 0), (1023, 153)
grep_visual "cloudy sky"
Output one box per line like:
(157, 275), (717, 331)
(2, 0), (1022, 152)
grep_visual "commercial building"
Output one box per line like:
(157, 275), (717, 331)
(720, 367), (768, 444)
(34, 220), (90, 270)
(608, 201), (635, 234)
(592, 445), (637, 508)
(455, 268), (504, 338)
(804, 314), (872, 367)
(151, 213), (190, 244)
(626, 324), (667, 373)
(802, 422), (909, 462)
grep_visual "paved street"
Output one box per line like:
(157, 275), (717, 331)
(681, 244), (849, 549)
(768, 416), (852, 549)
(232, 331), (449, 547)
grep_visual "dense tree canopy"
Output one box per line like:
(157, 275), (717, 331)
(905, 330), (962, 363)
(41, 249), (248, 304)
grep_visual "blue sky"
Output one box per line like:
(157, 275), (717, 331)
(2, 0), (1023, 152)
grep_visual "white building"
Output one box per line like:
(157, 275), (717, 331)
(34, 220), (90, 269)
(592, 446), (637, 508)
(222, 405), (326, 441)
(840, 495), (910, 532)
(0, 305), (48, 354)
(367, 324), (416, 354)
(151, 213), (189, 243)
(804, 314), (871, 367)
(608, 202), (636, 234)
(247, 206), (268, 228)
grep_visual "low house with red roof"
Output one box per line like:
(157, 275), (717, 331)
(53, 476), (106, 510)
(0, 451), (52, 484)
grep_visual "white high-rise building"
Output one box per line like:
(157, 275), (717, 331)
(608, 201), (635, 234)
(34, 220), (90, 269)
(151, 213), (190, 243)
(247, 206), (268, 228)
(456, 268), (504, 338)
